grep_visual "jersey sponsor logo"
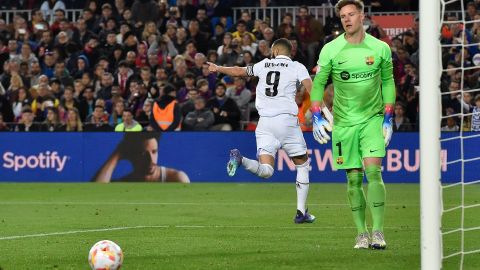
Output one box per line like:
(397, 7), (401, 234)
(366, 56), (375, 65)
(340, 71), (350, 80)
(264, 62), (289, 68)
(370, 149), (379, 153)
(351, 71), (375, 80)
(340, 71), (375, 80)
(338, 60), (348, 65)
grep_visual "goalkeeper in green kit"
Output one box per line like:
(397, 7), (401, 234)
(310, 0), (395, 250)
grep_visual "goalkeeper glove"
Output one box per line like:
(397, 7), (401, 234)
(312, 106), (333, 144)
(383, 105), (393, 147)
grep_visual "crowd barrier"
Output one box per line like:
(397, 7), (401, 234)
(0, 132), (477, 183)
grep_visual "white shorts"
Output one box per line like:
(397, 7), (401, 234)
(255, 114), (307, 158)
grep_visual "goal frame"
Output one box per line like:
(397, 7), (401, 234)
(419, 0), (442, 269)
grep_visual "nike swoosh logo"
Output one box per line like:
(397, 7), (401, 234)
(369, 149), (379, 153)
(338, 61), (348, 65)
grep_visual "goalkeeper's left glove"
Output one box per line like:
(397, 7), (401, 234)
(312, 106), (333, 144)
(383, 105), (393, 147)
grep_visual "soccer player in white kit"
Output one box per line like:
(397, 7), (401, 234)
(207, 38), (318, 223)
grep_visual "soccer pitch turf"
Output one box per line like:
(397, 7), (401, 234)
(0, 183), (478, 270)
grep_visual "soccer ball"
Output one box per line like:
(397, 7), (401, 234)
(88, 240), (123, 270)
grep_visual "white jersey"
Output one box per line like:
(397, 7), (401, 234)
(246, 55), (311, 117)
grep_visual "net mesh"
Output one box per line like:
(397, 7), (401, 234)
(439, 1), (480, 269)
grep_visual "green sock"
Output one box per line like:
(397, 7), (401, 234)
(346, 171), (367, 234)
(365, 165), (386, 232)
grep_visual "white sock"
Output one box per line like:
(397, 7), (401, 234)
(295, 160), (310, 214)
(242, 157), (274, 179)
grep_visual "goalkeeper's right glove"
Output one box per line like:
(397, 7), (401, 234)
(312, 106), (333, 144)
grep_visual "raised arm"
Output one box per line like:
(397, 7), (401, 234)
(206, 62), (248, 77)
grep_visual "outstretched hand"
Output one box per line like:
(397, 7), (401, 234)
(383, 106), (393, 147)
(312, 106), (334, 144)
(206, 62), (218, 73)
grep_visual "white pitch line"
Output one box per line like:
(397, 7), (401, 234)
(0, 201), (420, 207)
(0, 225), (168, 241)
(0, 224), (421, 241)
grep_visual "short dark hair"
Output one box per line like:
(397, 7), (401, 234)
(216, 82), (226, 90)
(272, 38), (292, 55)
(335, 0), (364, 16)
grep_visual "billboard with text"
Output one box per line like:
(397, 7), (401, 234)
(0, 132), (477, 183)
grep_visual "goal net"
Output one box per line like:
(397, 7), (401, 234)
(422, 0), (480, 269)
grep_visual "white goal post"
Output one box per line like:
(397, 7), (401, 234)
(420, 0), (442, 269)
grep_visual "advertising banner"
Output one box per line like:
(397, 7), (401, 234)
(371, 15), (415, 39)
(0, 132), (478, 183)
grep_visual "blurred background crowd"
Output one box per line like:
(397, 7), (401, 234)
(0, 0), (476, 132)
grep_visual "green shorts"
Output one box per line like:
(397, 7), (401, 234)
(332, 114), (385, 170)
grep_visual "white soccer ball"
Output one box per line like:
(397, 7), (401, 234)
(88, 240), (123, 270)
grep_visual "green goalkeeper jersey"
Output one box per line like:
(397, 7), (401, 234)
(311, 33), (395, 127)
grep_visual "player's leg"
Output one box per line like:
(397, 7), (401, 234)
(291, 154), (315, 223)
(360, 115), (387, 249)
(333, 124), (369, 248)
(227, 116), (279, 178)
(280, 114), (314, 223)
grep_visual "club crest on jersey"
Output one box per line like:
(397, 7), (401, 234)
(365, 56), (374, 65)
(336, 157), (344, 165)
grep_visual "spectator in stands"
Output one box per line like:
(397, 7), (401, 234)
(217, 32), (233, 57)
(177, 0), (197, 21)
(458, 93), (480, 131)
(13, 43), (38, 67)
(151, 84), (181, 131)
(109, 100), (125, 126)
(97, 72), (114, 100)
(226, 77), (251, 120)
(442, 115), (460, 132)
(115, 108), (142, 131)
(197, 78), (212, 100)
(241, 34), (257, 56)
(84, 104), (113, 131)
(393, 101), (413, 132)
(136, 98), (153, 128)
(168, 62), (188, 89)
(180, 88), (199, 117)
(232, 20), (256, 42)
(0, 113), (10, 131)
(12, 87), (31, 120)
(254, 40), (270, 62)
(0, 94), (14, 124)
(15, 107), (41, 132)
(187, 19), (209, 54)
(182, 96), (214, 131)
(60, 86), (79, 112)
(191, 53), (206, 76)
(131, 0), (160, 28)
(42, 106), (61, 131)
(54, 61), (74, 87)
(207, 82), (241, 131)
(58, 107), (83, 131)
(443, 80), (462, 116)
(218, 37), (242, 66)
(196, 7), (212, 36)
(465, 1), (478, 29)
(41, 0), (66, 24)
(295, 5), (324, 71)
(173, 27), (188, 55)
(78, 87), (95, 121)
(177, 72), (196, 103)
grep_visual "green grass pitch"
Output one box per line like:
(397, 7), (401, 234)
(0, 183), (478, 270)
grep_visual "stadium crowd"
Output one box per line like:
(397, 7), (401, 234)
(0, 0), (475, 132)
